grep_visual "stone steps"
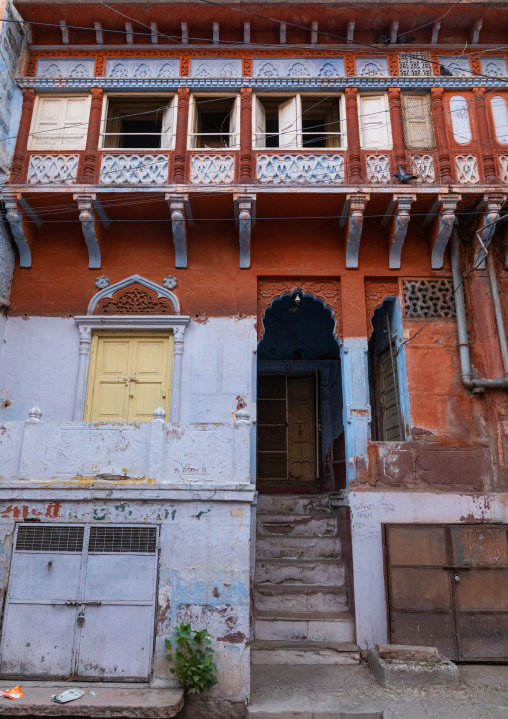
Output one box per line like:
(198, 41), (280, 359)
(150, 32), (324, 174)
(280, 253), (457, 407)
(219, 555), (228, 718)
(257, 513), (337, 536)
(256, 558), (345, 586)
(257, 494), (330, 514)
(254, 610), (356, 643)
(254, 584), (349, 613)
(256, 535), (341, 559)
(251, 640), (361, 665)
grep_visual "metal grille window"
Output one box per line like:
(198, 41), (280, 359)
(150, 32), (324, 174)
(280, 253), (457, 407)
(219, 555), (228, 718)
(16, 525), (84, 552)
(399, 52), (433, 77)
(89, 526), (157, 554)
(401, 93), (435, 149)
(403, 279), (456, 318)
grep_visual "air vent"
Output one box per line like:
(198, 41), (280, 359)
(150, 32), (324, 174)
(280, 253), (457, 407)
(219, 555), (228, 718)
(16, 525), (84, 552)
(89, 526), (157, 554)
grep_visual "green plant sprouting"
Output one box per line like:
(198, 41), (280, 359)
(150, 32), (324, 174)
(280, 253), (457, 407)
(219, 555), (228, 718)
(165, 622), (218, 694)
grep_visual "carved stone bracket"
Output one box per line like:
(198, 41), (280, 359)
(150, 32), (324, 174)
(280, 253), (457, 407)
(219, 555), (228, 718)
(382, 194), (416, 270)
(478, 193), (507, 267)
(257, 278), (342, 341)
(424, 193), (461, 270)
(341, 193), (370, 269)
(2, 192), (39, 268)
(234, 193), (256, 269)
(74, 193), (103, 269)
(166, 193), (193, 269)
(365, 279), (400, 337)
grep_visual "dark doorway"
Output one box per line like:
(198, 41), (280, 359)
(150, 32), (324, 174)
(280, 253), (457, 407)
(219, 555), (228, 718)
(257, 292), (343, 493)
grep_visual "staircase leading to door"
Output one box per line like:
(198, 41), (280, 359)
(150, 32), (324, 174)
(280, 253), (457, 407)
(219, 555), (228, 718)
(251, 495), (360, 665)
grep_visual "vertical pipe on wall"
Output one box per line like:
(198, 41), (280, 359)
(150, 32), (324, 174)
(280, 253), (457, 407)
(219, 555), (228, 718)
(487, 250), (508, 376)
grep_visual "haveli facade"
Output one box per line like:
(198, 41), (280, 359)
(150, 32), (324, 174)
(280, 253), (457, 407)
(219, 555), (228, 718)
(1, 0), (508, 714)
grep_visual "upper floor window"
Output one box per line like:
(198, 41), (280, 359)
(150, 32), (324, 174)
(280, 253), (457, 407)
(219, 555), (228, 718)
(28, 94), (91, 151)
(358, 94), (392, 149)
(491, 96), (508, 144)
(101, 96), (177, 150)
(449, 95), (472, 144)
(253, 94), (344, 149)
(401, 93), (435, 149)
(188, 95), (240, 149)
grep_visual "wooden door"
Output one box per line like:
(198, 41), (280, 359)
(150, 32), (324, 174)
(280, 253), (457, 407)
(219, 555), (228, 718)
(84, 334), (172, 422)
(287, 376), (315, 482)
(385, 524), (508, 661)
(377, 347), (402, 441)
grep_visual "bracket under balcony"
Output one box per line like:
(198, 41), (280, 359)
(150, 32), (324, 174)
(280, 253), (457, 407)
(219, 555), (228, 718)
(234, 194), (256, 269)
(166, 194), (193, 269)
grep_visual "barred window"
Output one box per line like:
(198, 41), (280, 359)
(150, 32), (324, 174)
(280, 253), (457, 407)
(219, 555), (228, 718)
(403, 279), (456, 318)
(399, 52), (433, 77)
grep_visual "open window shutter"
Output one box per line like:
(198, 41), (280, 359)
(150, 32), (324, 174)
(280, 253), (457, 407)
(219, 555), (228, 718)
(60, 96), (90, 150)
(29, 97), (64, 150)
(279, 96), (300, 149)
(187, 96), (196, 148)
(359, 95), (389, 149)
(161, 96), (177, 149)
(491, 96), (508, 144)
(326, 98), (342, 148)
(229, 96), (240, 148)
(401, 93), (435, 149)
(377, 347), (402, 441)
(253, 95), (266, 148)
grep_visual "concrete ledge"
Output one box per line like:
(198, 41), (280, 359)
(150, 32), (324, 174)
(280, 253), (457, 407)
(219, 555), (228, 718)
(0, 683), (184, 718)
(368, 645), (460, 688)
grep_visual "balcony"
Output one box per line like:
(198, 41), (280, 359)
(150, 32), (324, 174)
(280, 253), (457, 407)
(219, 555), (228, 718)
(0, 407), (252, 487)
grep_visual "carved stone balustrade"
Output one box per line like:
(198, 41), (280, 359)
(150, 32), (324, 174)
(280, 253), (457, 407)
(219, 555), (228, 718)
(190, 154), (236, 184)
(27, 154), (80, 184)
(499, 156), (508, 184)
(455, 154), (480, 184)
(408, 153), (437, 184)
(256, 153), (345, 185)
(99, 153), (169, 184)
(0, 412), (252, 486)
(365, 154), (391, 184)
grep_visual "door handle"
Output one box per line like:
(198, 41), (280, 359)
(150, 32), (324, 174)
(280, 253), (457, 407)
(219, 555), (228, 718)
(77, 609), (85, 626)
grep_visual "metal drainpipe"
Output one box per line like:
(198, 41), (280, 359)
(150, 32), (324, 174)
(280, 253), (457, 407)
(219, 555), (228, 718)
(450, 226), (508, 391)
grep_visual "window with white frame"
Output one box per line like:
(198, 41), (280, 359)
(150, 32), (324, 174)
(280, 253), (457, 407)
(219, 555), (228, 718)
(491, 96), (508, 144)
(101, 96), (177, 150)
(358, 94), (392, 149)
(449, 95), (472, 144)
(401, 93), (435, 149)
(253, 94), (344, 149)
(28, 94), (91, 151)
(188, 95), (240, 149)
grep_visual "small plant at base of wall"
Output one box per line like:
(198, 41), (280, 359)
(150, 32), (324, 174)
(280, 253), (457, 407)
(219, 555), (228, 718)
(165, 623), (218, 694)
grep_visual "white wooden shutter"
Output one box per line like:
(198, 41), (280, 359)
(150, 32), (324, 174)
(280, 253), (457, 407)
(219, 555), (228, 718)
(161, 96), (177, 149)
(378, 347), (402, 441)
(450, 95), (472, 144)
(491, 96), (508, 144)
(279, 95), (301, 149)
(60, 96), (90, 150)
(253, 95), (266, 148)
(359, 94), (390, 149)
(401, 93), (435, 149)
(229, 96), (240, 148)
(187, 96), (197, 148)
(29, 96), (90, 151)
(29, 97), (64, 150)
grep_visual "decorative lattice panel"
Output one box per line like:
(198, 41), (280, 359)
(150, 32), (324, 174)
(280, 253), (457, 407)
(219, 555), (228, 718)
(403, 279), (456, 318)
(399, 52), (433, 77)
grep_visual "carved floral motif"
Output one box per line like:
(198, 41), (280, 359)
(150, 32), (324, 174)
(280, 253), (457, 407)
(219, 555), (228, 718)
(257, 279), (342, 340)
(257, 154), (344, 184)
(95, 285), (175, 315)
(365, 280), (399, 336)
(455, 155), (480, 184)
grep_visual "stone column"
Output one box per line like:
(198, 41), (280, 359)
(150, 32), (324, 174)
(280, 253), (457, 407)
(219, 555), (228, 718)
(234, 407), (251, 483)
(473, 87), (498, 184)
(10, 88), (35, 184)
(170, 326), (185, 423)
(239, 87), (253, 183)
(345, 88), (363, 183)
(172, 88), (190, 184)
(430, 88), (453, 184)
(388, 87), (406, 170)
(83, 88), (104, 183)
(73, 325), (92, 420)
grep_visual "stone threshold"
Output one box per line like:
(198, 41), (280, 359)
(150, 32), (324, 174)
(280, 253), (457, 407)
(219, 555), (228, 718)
(0, 681), (184, 718)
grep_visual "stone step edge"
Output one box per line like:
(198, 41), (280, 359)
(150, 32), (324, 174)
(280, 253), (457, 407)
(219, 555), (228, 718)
(256, 534), (340, 540)
(256, 557), (344, 565)
(254, 610), (354, 622)
(251, 640), (359, 651)
(255, 584), (347, 594)
(257, 512), (334, 519)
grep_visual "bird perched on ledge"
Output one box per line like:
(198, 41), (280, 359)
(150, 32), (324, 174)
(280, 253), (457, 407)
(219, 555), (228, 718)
(393, 166), (418, 183)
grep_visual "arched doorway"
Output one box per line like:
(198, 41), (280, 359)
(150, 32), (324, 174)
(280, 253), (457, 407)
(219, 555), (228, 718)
(257, 291), (343, 493)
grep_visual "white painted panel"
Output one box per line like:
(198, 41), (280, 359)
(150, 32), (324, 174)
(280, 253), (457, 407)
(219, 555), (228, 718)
(161, 95), (177, 149)
(450, 95), (472, 144)
(85, 554), (156, 601)
(278, 96), (300, 148)
(7, 553), (82, 600)
(359, 94), (391, 149)
(253, 95), (266, 148)
(491, 96), (508, 144)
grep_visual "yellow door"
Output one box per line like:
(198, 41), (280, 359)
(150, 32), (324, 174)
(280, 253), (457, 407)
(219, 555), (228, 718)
(84, 333), (173, 422)
(287, 376), (315, 482)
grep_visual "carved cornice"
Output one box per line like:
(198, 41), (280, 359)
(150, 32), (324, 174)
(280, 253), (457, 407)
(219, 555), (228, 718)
(365, 280), (400, 337)
(257, 278), (342, 341)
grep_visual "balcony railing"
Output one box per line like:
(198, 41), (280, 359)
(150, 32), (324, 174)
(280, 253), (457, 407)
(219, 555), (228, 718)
(99, 151), (171, 185)
(0, 407), (252, 485)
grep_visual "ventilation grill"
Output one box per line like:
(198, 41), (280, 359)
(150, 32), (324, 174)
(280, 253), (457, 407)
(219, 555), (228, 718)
(16, 525), (84, 552)
(403, 279), (456, 318)
(399, 52), (433, 77)
(89, 526), (157, 554)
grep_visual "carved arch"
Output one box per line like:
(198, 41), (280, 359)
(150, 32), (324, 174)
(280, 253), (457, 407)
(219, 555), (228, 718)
(365, 279), (399, 337)
(87, 275), (180, 315)
(257, 279), (342, 342)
